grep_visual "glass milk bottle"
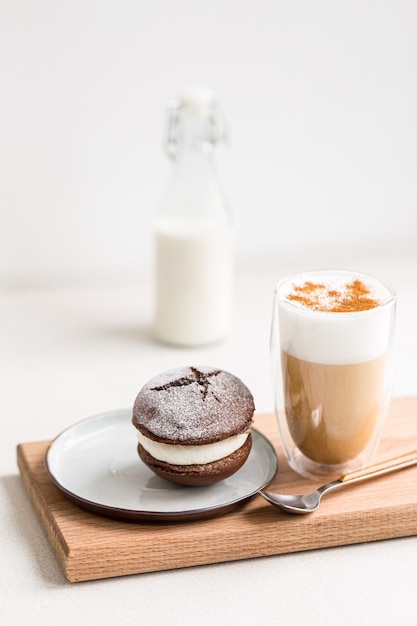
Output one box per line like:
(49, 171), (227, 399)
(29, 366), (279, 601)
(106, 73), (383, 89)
(153, 85), (233, 346)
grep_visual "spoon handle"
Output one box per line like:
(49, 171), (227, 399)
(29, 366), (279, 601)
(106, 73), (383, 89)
(340, 450), (417, 484)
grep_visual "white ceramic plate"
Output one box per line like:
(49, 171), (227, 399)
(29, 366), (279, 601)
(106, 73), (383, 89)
(45, 409), (278, 522)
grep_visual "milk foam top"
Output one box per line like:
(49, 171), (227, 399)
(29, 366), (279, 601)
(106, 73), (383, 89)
(276, 270), (396, 365)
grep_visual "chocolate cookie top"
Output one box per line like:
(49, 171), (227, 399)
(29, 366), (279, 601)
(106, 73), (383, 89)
(132, 366), (255, 445)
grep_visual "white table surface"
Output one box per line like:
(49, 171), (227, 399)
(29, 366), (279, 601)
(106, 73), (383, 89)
(2, 246), (417, 625)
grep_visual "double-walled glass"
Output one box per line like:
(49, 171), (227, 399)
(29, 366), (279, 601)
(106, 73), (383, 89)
(271, 270), (396, 479)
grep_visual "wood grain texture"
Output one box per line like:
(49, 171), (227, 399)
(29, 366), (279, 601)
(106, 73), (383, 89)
(17, 396), (417, 582)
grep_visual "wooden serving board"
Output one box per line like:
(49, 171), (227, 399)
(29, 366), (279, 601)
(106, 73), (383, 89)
(17, 396), (417, 583)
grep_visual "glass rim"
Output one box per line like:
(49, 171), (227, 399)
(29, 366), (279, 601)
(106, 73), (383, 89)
(274, 268), (396, 317)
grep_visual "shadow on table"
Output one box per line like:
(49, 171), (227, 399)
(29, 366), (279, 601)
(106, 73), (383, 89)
(80, 321), (203, 353)
(92, 322), (155, 345)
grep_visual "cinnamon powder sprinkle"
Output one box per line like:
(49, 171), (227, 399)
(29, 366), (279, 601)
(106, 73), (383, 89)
(287, 279), (380, 312)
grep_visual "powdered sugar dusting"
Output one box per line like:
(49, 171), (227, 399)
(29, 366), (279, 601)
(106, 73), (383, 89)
(132, 366), (255, 444)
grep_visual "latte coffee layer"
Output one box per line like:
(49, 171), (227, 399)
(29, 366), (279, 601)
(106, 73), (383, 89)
(282, 350), (385, 465)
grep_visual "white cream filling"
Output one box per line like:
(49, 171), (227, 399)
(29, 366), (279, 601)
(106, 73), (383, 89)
(137, 431), (249, 466)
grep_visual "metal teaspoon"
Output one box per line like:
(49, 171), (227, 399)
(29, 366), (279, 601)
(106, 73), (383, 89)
(258, 449), (417, 514)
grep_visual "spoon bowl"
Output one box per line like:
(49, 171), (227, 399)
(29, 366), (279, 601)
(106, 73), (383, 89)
(259, 479), (343, 514)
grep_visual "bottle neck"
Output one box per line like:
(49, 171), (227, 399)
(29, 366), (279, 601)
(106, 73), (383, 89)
(173, 143), (215, 175)
(159, 94), (230, 222)
(158, 143), (230, 223)
(165, 98), (226, 160)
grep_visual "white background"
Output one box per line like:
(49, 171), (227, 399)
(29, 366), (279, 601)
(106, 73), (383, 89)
(1, 0), (416, 287)
(2, 3), (417, 626)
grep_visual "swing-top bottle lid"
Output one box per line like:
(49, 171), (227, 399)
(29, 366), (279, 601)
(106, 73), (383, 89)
(165, 84), (228, 158)
(176, 85), (217, 115)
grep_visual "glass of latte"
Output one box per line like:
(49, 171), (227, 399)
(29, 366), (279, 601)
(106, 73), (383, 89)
(271, 269), (396, 478)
